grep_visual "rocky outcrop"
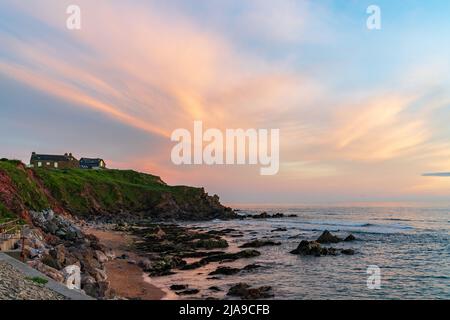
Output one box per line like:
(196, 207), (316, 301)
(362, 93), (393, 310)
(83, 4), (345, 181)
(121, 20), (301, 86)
(182, 250), (261, 270)
(227, 283), (274, 300)
(25, 210), (113, 299)
(209, 264), (262, 276)
(0, 160), (237, 223)
(249, 212), (286, 219)
(290, 240), (355, 257)
(344, 234), (356, 242)
(290, 240), (330, 256)
(316, 230), (357, 244)
(316, 230), (342, 244)
(176, 289), (200, 296)
(239, 240), (281, 248)
(170, 284), (188, 291)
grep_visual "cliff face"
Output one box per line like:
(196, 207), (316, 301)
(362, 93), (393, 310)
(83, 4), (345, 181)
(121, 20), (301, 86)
(0, 160), (236, 223)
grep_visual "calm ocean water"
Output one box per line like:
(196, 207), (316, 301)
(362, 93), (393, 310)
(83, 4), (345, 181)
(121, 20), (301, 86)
(150, 206), (450, 300)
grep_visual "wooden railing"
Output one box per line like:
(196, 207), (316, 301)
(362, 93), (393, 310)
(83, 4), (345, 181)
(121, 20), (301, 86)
(0, 219), (22, 241)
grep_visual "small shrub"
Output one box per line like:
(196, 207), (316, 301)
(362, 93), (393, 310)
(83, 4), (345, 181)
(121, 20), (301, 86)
(26, 276), (49, 285)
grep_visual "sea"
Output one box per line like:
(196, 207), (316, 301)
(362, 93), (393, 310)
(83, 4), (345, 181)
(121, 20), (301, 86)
(149, 205), (450, 300)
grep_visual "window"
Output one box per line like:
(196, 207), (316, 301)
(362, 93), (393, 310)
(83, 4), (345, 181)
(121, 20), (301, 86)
(46, 162), (50, 166)
(38, 162), (42, 167)
(54, 162), (58, 168)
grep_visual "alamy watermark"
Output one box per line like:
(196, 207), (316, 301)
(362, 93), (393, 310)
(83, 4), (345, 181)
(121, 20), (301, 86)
(367, 265), (382, 289)
(367, 5), (381, 30)
(171, 121), (280, 175)
(66, 5), (81, 30)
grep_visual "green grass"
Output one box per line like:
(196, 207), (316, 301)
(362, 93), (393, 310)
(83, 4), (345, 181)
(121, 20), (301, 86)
(0, 160), (50, 211)
(0, 202), (15, 224)
(0, 159), (208, 218)
(32, 167), (205, 216)
(26, 276), (48, 285)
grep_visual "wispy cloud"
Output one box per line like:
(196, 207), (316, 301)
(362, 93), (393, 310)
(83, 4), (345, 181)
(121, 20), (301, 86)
(1, 0), (450, 202)
(423, 173), (450, 177)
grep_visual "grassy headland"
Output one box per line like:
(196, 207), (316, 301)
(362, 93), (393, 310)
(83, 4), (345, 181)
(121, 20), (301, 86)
(0, 159), (234, 222)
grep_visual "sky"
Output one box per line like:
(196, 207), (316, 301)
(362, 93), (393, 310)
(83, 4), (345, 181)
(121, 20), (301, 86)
(1, 0), (450, 204)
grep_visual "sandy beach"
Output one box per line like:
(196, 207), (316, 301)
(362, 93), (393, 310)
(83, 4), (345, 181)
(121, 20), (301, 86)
(84, 227), (165, 300)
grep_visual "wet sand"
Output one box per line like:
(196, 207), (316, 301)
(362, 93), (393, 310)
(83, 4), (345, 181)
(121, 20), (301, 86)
(84, 227), (165, 300)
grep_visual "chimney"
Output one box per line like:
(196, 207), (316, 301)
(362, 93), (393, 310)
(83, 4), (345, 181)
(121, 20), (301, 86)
(64, 153), (68, 156)
(32, 152), (36, 155)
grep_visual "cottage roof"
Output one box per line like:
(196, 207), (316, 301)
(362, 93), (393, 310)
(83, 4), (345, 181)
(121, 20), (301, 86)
(31, 154), (76, 162)
(80, 158), (104, 164)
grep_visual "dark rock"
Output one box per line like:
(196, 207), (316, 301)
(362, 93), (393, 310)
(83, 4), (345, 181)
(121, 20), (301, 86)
(176, 289), (200, 296)
(227, 283), (274, 300)
(239, 240), (281, 248)
(252, 212), (285, 219)
(290, 240), (355, 257)
(181, 261), (207, 270)
(138, 258), (152, 270)
(41, 253), (62, 270)
(316, 230), (342, 244)
(202, 250), (261, 263)
(209, 266), (241, 276)
(271, 228), (287, 232)
(194, 238), (229, 249)
(341, 249), (355, 255)
(177, 251), (226, 258)
(143, 256), (186, 276)
(290, 240), (324, 256)
(272, 213), (285, 218)
(182, 250), (261, 270)
(344, 234), (356, 242)
(242, 264), (262, 271)
(252, 212), (269, 219)
(209, 286), (222, 292)
(170, 284), (188, 291)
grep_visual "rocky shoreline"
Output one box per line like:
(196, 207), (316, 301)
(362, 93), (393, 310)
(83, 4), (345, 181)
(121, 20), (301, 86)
(87, 219), (358, 300)
(10, 207), (361, 300)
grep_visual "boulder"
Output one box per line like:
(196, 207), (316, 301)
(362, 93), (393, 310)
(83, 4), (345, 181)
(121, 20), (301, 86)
(242, 264), (262, 271)
(209, 266), (241, 276)
(41, 253), (62, 270)
(209, 286), (222, 292)
(194, 238), (229, 249)
(271, 228), (287, 232)
(290, 240), (323, 256)
(23, 245), (41, 259)
(316, 230), (342, 244)
(93, 268), (108, 282)
(27, 260), (64, 283)
(227, 283), (274, 300)
(170, 284), (188, 291)
(341, 249), (355, 255)
(176, 289), (200, 296)
(290, 240), (356, 257)
(50, 244), (67, 266)
(104, 248), (116, 260)
(62, 265), (81, 290)
(239, 240), (281, 248)
(344, 234), (356, 242)
(138, 258), (153, 270)
(143, 256), (186, 276)
(95, 250), (109, 264)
